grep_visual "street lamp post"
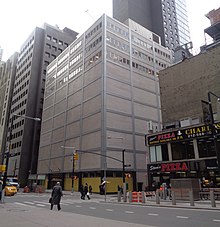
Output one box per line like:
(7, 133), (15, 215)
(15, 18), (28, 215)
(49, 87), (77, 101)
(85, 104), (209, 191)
(2, 114), (41, 189)
(107, 136), (127, 202)
(208, 91), (220, 171)
(61, 146), (76, 194)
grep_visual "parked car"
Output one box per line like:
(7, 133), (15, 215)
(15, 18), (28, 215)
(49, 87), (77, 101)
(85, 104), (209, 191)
(6, 177), (19, 190)
(5, 183), (17, 196)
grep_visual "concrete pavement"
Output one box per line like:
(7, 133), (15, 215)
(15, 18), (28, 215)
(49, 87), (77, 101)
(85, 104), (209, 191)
(0, 202), (151, 227)
(0, 190), (220, 227)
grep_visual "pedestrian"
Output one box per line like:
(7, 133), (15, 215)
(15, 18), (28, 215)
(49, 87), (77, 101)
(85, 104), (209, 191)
(89, 185), (92, 195)
(80, 184), (85, 200)
(50, 182), (63, 211)
(84, 183), (90, 200)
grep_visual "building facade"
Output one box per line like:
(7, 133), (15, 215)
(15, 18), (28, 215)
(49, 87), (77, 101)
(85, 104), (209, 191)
(146, 122), (220, 190)
(4, 24), (78, 187)
(37, 15), (171, 192)
(113, 0), (191, 59)
(159, 43), (220, 129)
(0, 53), (19, 165)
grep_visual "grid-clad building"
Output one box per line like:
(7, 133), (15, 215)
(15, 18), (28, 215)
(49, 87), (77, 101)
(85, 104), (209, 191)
(113, 0), (191, 58)
(5, 24), (78, 187)
(38, 14), (171, 192)
(0, 53), (19, 165)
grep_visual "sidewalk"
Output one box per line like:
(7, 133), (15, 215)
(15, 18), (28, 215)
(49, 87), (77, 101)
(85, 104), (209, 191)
(46, 190), (220, 210)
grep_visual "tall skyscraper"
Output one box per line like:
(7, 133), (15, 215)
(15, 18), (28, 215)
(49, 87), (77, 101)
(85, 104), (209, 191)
(3, 23), (78, 187)
(113, 0), (191, 58)
(37, 14), (171, 192)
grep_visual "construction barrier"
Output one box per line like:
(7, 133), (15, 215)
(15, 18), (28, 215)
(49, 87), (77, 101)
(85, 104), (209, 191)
(145, 191), (155, 197)
(131, 191), (143, 203)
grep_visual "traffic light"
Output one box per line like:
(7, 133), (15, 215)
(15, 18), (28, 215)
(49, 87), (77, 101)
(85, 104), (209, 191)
(74, 152), (78, 160)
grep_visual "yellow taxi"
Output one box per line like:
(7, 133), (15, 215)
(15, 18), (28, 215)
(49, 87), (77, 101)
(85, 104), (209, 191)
(5, 183), (17, 196)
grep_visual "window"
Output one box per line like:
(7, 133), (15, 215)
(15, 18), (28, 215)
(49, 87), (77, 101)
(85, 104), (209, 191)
(171, 141), (195, 160)
(53, 38), (57, 43)
(150, 144), (168, 162)
(197, 138), (217, 158)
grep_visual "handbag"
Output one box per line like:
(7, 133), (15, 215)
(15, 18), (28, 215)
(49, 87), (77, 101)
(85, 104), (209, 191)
(49, 197), (52, 203)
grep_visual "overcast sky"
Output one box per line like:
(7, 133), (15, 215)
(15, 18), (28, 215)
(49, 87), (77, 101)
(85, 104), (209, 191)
(0, 0), (219, 61)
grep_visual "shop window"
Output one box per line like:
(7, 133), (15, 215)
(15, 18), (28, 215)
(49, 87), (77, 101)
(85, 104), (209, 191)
(171, 141), (195, 160)
(197, 138), (217, 158)
(150, 144), (168, 162)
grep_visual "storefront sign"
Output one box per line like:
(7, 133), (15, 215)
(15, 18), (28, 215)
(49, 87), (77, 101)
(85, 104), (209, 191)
(148, 162), (188, 173)
(161, 162), (188, 172)
(147, 122), (220, 145)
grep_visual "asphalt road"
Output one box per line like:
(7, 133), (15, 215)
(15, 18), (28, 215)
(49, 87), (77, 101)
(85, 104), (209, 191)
(4, 193), (220, 227)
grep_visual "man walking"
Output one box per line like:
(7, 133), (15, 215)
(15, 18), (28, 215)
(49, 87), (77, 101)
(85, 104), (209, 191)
(50, 182), (63, 210)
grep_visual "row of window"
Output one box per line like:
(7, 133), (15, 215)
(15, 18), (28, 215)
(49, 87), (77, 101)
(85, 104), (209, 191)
(107, 50), (155, 76)
(57, 64), (68, 77)
(154, 47), (171, 59)
(70, 40), (82, 54)
(107, 21), (129, 39)
(69, 53), (82, 67)
(14, 70), (30, 93)
(18, 37), (34, 62)
(58, 52), (69, 65)
(46, 35), (68, 47)
(106, 36), (130, 53)
(132, 61), (155, 76)
(132, 48), (168, 69)
(85, 36), (102, 54)
(45, 51), (57, 60)
(11, 90), (28, 111)
(86, 51), (102, 68)
(149, 139), (218, 162)
(13, 80), (29, 97)
(85, 22), (102, 40)
(11, 141), (22, 149)
(56, 65), (83, 89)
(46, 43), (63, 53)
(17, 53), (33, 72)
(11, 99), (27, 114)
(16, 61), (32, 80)
(107, 51), (130, 67)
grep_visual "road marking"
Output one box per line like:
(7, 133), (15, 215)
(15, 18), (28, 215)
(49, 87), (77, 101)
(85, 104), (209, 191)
(125, 211), (134, 214)
(148, 213), (158, 216)
(14, 202), (31, 206)
(106, 209), (113, 212)
(89, 207), (96, 210)
(36, 204), (45, 207)
(213, 219), (220, 222)
(176, 216), (189, 219)
(24, 202), (35, 205)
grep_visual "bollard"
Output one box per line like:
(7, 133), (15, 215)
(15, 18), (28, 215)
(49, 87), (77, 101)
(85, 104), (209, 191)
(172, 191), (176, 205)
(156, 189), (160, 204)
(210, 190), (216, 207)
(141, 191), (145, 204)
(128, 191), (132, 203)
(189, 190), (194, 206)
(117, 191), (121, 202)
(1, 189), (5, 203)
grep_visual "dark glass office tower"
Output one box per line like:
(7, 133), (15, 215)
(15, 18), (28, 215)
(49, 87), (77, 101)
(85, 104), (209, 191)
(113, 0), (191, 55)
(4, 24), (78, 187)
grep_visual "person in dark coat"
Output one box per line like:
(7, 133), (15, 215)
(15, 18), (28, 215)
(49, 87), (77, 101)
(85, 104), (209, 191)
(50, 182), (63, 210)
(84, 183), (90, 200)
(79, 184), (85, 200)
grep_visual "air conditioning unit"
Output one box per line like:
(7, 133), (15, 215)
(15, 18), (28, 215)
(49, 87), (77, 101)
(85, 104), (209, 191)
(148, 121), (153, 132)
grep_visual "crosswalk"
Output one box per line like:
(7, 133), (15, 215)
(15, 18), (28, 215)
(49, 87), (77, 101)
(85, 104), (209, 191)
(12, 198), (97, 209)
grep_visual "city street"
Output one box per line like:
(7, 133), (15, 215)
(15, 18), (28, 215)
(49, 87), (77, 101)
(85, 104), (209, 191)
(1, 192), (220, 227)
